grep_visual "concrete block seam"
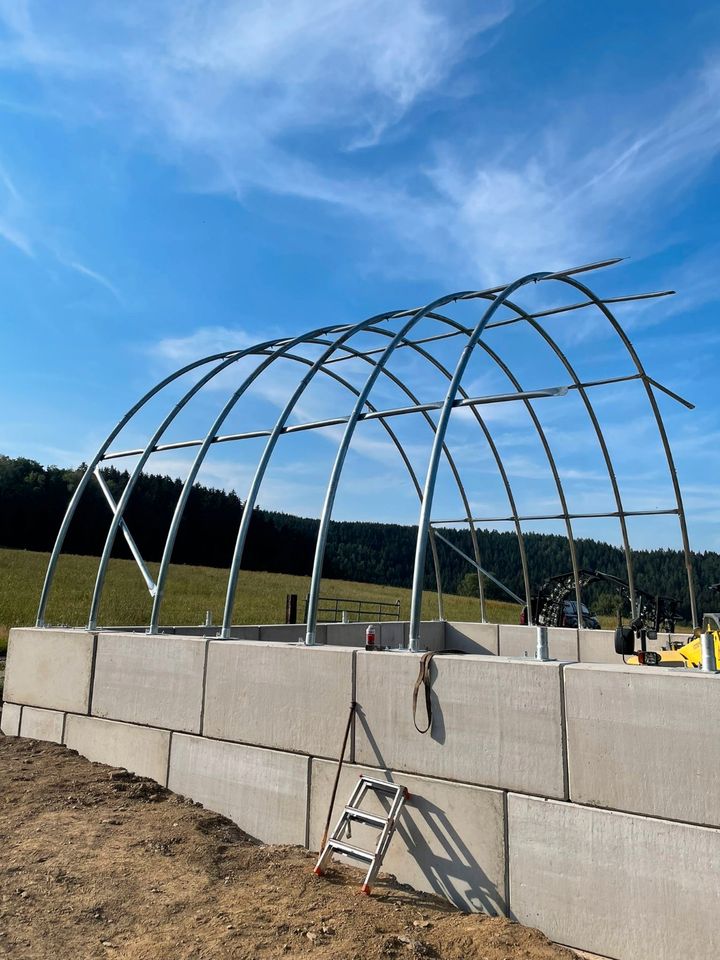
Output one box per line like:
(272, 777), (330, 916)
(177, 729), (360, 765)
(165, 730), (174, 789)
(26, 706), (572, 802)
(506, 790), (720, 833)
(2, 702), (23, 736)
(558, 662), (570, 802)
(61, 711), (95, 747)
(199, 638), (211, 737)
(310, 755), (511, 798)
(567, 794), (720, 834)
(304, 753), (313, 850)
(502, 789), (511, 919)
(87, 632), (99, 716)
(350, 649), (357, 764)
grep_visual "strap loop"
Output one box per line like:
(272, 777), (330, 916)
(412, 650), (466, 734)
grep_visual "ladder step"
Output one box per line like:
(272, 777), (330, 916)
(327, 839), (374, 863)
(344, 806), (387, 828)
(359, 776), (404, 796)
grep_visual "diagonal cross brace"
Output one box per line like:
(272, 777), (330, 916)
(93, 469), (157, 597)
(432, 528), (524, 605)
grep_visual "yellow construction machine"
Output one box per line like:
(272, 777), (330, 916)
(615, 584), (720, 668)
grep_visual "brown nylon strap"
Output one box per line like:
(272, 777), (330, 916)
(412, 650), (466, 734)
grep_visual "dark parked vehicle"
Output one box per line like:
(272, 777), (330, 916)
(520, 600), (600, 629)
(559, 600), (600, 629)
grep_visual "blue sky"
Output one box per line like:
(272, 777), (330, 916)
(0, 0), (719, 555)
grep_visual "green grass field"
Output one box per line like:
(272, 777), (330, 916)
(0, 547), (525, 654)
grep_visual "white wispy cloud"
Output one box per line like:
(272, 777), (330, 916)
(0, 152), (125, 296)
(153, 325), (258, 363)
(59, 258), (121, 301)
(0, 160), (33, 255)
(2, 2), (719, 289)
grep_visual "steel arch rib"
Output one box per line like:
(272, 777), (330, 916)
(293, 348), (448, 624)
(221, 320), (502, 635)
(36, 349), (248, 628)
(220, 335), (461, 635)
(368, 324), (534, 622)
(500, 297), (639, 618)
(322, 322), (552, 624)
(551, 275), (698, 626)
(38, 263), (693, 636)
(147, 311), (411, 634)
(408, 272), (559, 648)
(427, 295), (638, 621)
(87, 331), (390, 630)
(329, 330), (488, 621)
(303, 287), (482, 645)
(419, 308), (587, 633)
(87, 347), (287, 629)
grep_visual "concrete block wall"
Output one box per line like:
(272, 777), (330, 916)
(3, 624), (720, 960)
(99, 619), (676, 661)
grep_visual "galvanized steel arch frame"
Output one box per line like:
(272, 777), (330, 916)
(36, 260), (698, 641)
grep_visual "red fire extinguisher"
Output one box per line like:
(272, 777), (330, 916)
(365, 624), (377, 651)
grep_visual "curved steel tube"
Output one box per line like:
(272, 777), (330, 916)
(408, 272), (552, 647)
(36, 264), (695, 637)
(552, 275), (698, 626)
(88, 348), (278, 628)
(504, 299), (639, 618)
(408, 309), (585, 639)
(331, 328), (488, 621)
(304, 288), (480, 645)
(220, 333), (461, 635)
(148, 309), (415, 634)
(36, 349), (247, 627)
(221, 326), (510, 637)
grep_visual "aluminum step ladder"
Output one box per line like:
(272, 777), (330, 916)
(313, 775), (409, 894)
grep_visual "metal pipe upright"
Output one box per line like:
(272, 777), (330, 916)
(701, 631), (718, 673)
(408, 272), (551, 651)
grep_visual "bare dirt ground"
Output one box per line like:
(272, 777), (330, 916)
(0, 735), (575, 960)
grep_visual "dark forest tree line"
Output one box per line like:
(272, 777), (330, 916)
(1, 455), (718, 620)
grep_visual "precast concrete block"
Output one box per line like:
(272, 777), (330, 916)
(64, 714), (171, 785)
(227, 626), (261, 641)
(577, 628), (663, 664)
(379, 621), (405, 648)
(445, 622), (498, 655)
(168, 734), (309, 845)
(324, 621), (409, 648)
(577, 629), (617, 663)
(203, 641), (354, 757)
(499, 624), (578, 660)
(4, 628), (95, 713)
(20, 706), (64, 743)
(565, 662), (720, 826)
(259, 623), (327, 644)
(325, 622), (369, 646)
(1, 702), (21, 736)
(508, 793), (720, 960)
(92, 632), (206, 733)
(168, 626), (262, 639)
(309, 759), (506, 914)
(415, 621), (446, 651)
(355, 652), (566, 797)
